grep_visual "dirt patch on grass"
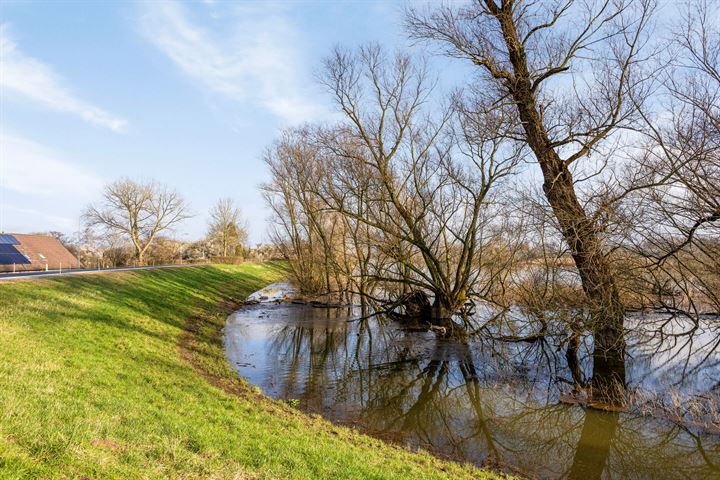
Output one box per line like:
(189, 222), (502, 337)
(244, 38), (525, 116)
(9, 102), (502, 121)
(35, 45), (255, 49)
(90, 439), (122, 451)
(178, 298), (248, 397)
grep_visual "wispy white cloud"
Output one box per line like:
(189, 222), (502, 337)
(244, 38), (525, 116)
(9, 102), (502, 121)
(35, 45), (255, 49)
(138, 1), (325, 124)
(0, 24), (127, 132)
(0, 131), (103, 198)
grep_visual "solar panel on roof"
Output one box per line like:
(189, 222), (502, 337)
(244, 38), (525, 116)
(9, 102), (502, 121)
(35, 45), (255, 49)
(0, 242), (30, 265)
(0, 234), (20, 245)
(0, 253), (31, 265)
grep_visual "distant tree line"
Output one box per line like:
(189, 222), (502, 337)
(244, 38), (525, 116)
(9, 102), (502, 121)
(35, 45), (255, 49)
(48, 181), (273, 268)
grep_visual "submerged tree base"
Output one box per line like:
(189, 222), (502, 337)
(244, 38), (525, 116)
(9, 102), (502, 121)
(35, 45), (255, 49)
(378, 290), (468, 338)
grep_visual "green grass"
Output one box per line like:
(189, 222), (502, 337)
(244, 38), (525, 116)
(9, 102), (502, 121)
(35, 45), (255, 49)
(0, 263), (504, 479)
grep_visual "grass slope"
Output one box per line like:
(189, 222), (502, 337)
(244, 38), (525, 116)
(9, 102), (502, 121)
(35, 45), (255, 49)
(0, 264), (503, 479)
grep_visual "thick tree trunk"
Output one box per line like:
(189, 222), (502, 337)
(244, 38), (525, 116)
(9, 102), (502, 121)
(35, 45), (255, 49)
(396, 291), (460, 330)
(591, 325), (627, 406)
(497, 11), (626, 406)
(540, 160), (627, 403)
(429, 293), (464, 337)
(539, 164), (626, 403)
(431, 294), (455, 320)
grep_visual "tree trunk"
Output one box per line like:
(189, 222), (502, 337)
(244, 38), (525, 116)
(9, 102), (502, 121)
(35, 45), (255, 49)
(590, 325), (627, 406)
(566, 334), (583, 388)
(498, 14), (626, 406)
(539, 160), (626, 403)
(431, 294), (455, 320)
(394, 290), (460, 329)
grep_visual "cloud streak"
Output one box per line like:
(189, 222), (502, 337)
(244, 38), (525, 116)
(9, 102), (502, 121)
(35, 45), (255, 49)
(0, 24), (127, 132)
(138, 1), (325, 124)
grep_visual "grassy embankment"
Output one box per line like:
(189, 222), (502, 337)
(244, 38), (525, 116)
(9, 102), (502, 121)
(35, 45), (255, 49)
(0, 263), (505, 479)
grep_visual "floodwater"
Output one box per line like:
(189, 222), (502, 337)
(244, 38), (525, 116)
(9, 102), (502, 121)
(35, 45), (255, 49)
(224, 284), (720, 479)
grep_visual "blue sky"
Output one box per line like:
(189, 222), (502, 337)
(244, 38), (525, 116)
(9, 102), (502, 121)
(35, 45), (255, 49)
(1, 0), (447, 244)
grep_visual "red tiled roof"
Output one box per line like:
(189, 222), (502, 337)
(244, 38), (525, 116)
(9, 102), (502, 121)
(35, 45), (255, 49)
(0, 234), (78, 272)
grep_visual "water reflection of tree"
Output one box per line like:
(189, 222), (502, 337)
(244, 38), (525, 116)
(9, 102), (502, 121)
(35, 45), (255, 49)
(626, 314), (720, 394)
(266, 306), (403, 410)
(567, 410), (619, 480)
(263, 312), (720, 478)
(487, 306), (720, 407)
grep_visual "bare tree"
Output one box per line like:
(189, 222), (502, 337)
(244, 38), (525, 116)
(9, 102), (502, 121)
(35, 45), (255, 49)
(407, 0), (657, 401)
(314, 45), (521, 323)
(207, 198), (248, 257)
(83, 178), (190, 265)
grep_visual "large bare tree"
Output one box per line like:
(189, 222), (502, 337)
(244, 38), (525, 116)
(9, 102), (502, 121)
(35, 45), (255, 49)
(84, 179), (190, 265)
(407, 0), (657, 401)
(262, 128), (336, 296)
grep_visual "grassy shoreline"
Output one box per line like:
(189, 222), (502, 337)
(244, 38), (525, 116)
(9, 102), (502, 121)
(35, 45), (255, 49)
(0, 263), (504, 479)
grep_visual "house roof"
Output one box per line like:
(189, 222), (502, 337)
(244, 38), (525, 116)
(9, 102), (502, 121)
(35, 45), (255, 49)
(0, 234), (78, 271)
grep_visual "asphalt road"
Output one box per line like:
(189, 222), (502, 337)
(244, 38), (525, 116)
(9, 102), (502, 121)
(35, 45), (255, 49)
(0, 263), (201, 281)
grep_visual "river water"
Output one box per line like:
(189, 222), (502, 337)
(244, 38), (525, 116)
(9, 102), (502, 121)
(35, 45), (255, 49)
(224, 283), (720, 479)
